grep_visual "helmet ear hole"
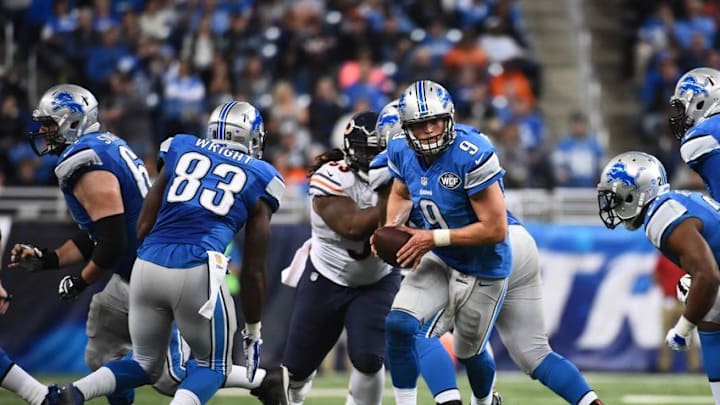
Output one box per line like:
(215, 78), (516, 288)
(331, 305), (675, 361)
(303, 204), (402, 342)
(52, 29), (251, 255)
(625, 194), (634, 203)
(697, 101), (705, 110)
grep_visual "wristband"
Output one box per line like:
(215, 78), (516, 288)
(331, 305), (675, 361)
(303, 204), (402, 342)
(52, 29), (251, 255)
(40, 248), (60, 269)
(433, 229), (451, 247)
(245, 321), (262, 337)
(675, 315), (696, 336)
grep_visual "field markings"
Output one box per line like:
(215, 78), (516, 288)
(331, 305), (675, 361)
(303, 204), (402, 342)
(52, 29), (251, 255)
(622, 395), (714, 404)
(216, 388), (395, 398)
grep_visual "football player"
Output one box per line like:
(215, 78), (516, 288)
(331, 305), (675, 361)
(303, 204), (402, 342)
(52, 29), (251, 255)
(55, 101), (287, 405)
(377, 80), (511, 405)
(281, 111), (400, 405)
(598, 151), (720, 404)
(669, 67), (720, 200)
(372, 93), (604, 405)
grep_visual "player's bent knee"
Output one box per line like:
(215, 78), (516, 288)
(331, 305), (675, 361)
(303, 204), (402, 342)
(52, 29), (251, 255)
(386, 310), (420, 340)
(349, 352), (384, 374)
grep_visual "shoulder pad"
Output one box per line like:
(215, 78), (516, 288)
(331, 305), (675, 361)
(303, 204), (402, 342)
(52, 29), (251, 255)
(645, 197), (688, 249)
(309, 162), (354, 197)
(55, 148), (103, 182)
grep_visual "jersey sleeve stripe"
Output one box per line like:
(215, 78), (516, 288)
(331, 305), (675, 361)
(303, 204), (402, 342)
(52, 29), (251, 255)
(387, 158), (401, 178)
(465, 153), (502, 189)
(54, 148), (103, 182)
(369, 167), (393, 191)
(265, 176), (286, 204)
(309, 179), (345, 196)
(314, 172), (342, 187)
(681, 134), (720, 164)
(645, 199), (687, 248)
(159, 137), (174, 153)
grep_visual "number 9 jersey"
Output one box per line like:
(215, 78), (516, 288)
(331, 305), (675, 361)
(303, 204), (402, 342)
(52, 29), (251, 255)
(308, 161), (392, 287)
(138, 134), (285, 268)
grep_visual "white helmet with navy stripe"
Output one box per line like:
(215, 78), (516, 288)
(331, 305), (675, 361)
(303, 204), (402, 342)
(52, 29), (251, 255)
(597, 151), (669, 230)
(397, 80), (455, 156)
(30, 83), (100, 155)
(669, 67), (720, 139)
(375, 99), (401, 150)
(207, 101), (265, 158)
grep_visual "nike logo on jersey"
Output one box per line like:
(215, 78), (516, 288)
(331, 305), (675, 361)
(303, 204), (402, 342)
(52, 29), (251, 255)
(475, 157), (484, 165)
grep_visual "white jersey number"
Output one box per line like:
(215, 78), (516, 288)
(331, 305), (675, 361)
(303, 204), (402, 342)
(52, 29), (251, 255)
(419, 199), (449, 229)
(118, 145), (152, 197)
(167, 152), (247, 216)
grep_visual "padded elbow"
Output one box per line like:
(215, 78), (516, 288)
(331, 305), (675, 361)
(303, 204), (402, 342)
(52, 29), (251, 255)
(91, 214), (127, 269)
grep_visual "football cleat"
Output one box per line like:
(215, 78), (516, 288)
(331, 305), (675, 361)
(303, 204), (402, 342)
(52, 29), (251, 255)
(492, 390), (503, 405)
(42, 384), (61, 405)
(250, 365), (289, 405)
(57, 383), (85, 405)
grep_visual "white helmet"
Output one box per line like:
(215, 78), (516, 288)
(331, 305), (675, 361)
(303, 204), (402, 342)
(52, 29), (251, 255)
(669, 67), (720, 139)
(597, 151), (669, 230)
(397, 80), (455, 156)
(207, 101), (265, 158)
(30, 84), (100, 155)
(375, 99), (402, 150)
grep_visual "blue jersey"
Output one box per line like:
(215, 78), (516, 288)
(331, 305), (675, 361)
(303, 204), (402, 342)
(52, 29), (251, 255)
(386, 123), (512, 278)
(644, 190), (720, 267)
(55, 132), (151, 280)
(681, 114), (720, 200)
(370, 149), (522, 227)
(138, 134), (285, 268)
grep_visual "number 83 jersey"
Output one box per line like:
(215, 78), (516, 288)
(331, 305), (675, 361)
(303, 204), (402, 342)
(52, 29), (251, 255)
(138, 134), (285, 268)
(386, 123), (512, 279)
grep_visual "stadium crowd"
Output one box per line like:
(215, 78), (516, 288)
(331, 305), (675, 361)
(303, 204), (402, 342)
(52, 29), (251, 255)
(0, 0), (613, 202)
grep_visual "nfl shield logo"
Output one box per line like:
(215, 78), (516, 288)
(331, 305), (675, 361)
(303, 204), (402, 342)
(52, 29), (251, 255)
(421, 177), (428, 186)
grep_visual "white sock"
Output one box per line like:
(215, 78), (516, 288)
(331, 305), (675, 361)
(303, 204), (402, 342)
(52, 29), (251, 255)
(289, 371), (316, 405)
(75, 366), (117, 400)
(471, 394), (492, 405)
(170, 388), (201, 405)
(223, 365), (266, 389)
(709, 380), (720, 404)
(435, 389), (461, 403)
(1, 364), (48, 405)
(578, 391), (599, 405)
(348, 366), (384, 405)
(393, 387), (417, 405)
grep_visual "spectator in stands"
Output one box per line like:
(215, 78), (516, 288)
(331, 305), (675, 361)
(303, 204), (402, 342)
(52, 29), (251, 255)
(161, 58), (206, 139)
(552, 112), (605, 188)
(308, 76), (345, 147)
(654, 254), (702, 373)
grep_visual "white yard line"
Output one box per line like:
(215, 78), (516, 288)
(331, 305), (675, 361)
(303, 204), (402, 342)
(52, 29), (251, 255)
(622, 395), (714, 404)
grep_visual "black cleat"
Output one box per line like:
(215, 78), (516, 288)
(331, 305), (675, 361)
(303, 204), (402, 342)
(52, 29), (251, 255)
(57, 384), (84, 405)
(250, 366), (289, 405)
(42, 384), (61, 405)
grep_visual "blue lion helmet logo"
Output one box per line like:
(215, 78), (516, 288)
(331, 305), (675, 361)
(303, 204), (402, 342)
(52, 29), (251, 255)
(397, 94), (407, 115)
(606, 162), (638, 189)
(377, 111), (399, 132)
(51, 91), (84, 114)
(436, 87), (452, 109)
(678, 76), (709, 97)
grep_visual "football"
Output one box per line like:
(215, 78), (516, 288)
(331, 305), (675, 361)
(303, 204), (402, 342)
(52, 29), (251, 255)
(676, 274), (691, 304)
(373, 226), (412, 268)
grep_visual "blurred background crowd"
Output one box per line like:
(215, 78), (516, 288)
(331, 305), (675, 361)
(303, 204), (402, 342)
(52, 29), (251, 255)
(0, 0), (715, 202)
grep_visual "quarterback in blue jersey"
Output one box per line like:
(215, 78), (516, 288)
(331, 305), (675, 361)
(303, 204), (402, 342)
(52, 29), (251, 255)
(670, 67), (720, 200)
(598, 151), (720, 404)
(372, 98), (604, 405)
(374, 80), (510, 405)
(55, 101), (287, 405)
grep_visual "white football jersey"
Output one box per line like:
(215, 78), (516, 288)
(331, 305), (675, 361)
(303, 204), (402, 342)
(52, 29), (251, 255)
(308, 161), (392, 287)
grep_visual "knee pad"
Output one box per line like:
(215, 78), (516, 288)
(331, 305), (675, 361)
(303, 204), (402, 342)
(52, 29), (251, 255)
(386, 311), (420, 344)
(349, 352), (384, 374)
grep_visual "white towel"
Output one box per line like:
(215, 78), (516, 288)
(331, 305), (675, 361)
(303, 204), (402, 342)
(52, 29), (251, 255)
(281, 239), (311, 288)
(198, 251), (229, 320)
(431, 269), (477, 337)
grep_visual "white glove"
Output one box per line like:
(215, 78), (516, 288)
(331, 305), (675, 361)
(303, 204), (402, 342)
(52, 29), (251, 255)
(665, 315), (696, 352)
(242, 322), (262, 382)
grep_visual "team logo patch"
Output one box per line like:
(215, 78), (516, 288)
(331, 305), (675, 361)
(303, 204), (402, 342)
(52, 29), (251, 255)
(51, 91), (84, 113)
(421, 177), (428, 186)
(439, 172), (461, 189)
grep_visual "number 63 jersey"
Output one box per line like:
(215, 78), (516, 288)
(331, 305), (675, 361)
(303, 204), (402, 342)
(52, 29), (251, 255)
(308, 161), (392, 287)
(55, 132), (151, 281)
(386, 123), (512, 279)
(138, 134), (285, 268)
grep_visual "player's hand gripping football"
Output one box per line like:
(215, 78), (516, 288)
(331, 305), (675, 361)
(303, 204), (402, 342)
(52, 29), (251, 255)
(9, 244), (46, 272)
(396, 226), (435, 269)
(242, 322), (263, 382)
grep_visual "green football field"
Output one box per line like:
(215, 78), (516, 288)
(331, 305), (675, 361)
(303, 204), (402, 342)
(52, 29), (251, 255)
(0, 371), (712, 404)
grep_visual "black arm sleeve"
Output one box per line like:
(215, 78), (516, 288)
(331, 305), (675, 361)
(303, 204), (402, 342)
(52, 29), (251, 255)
(71, 231), (95, 261)
(91, 214), (127, 269)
